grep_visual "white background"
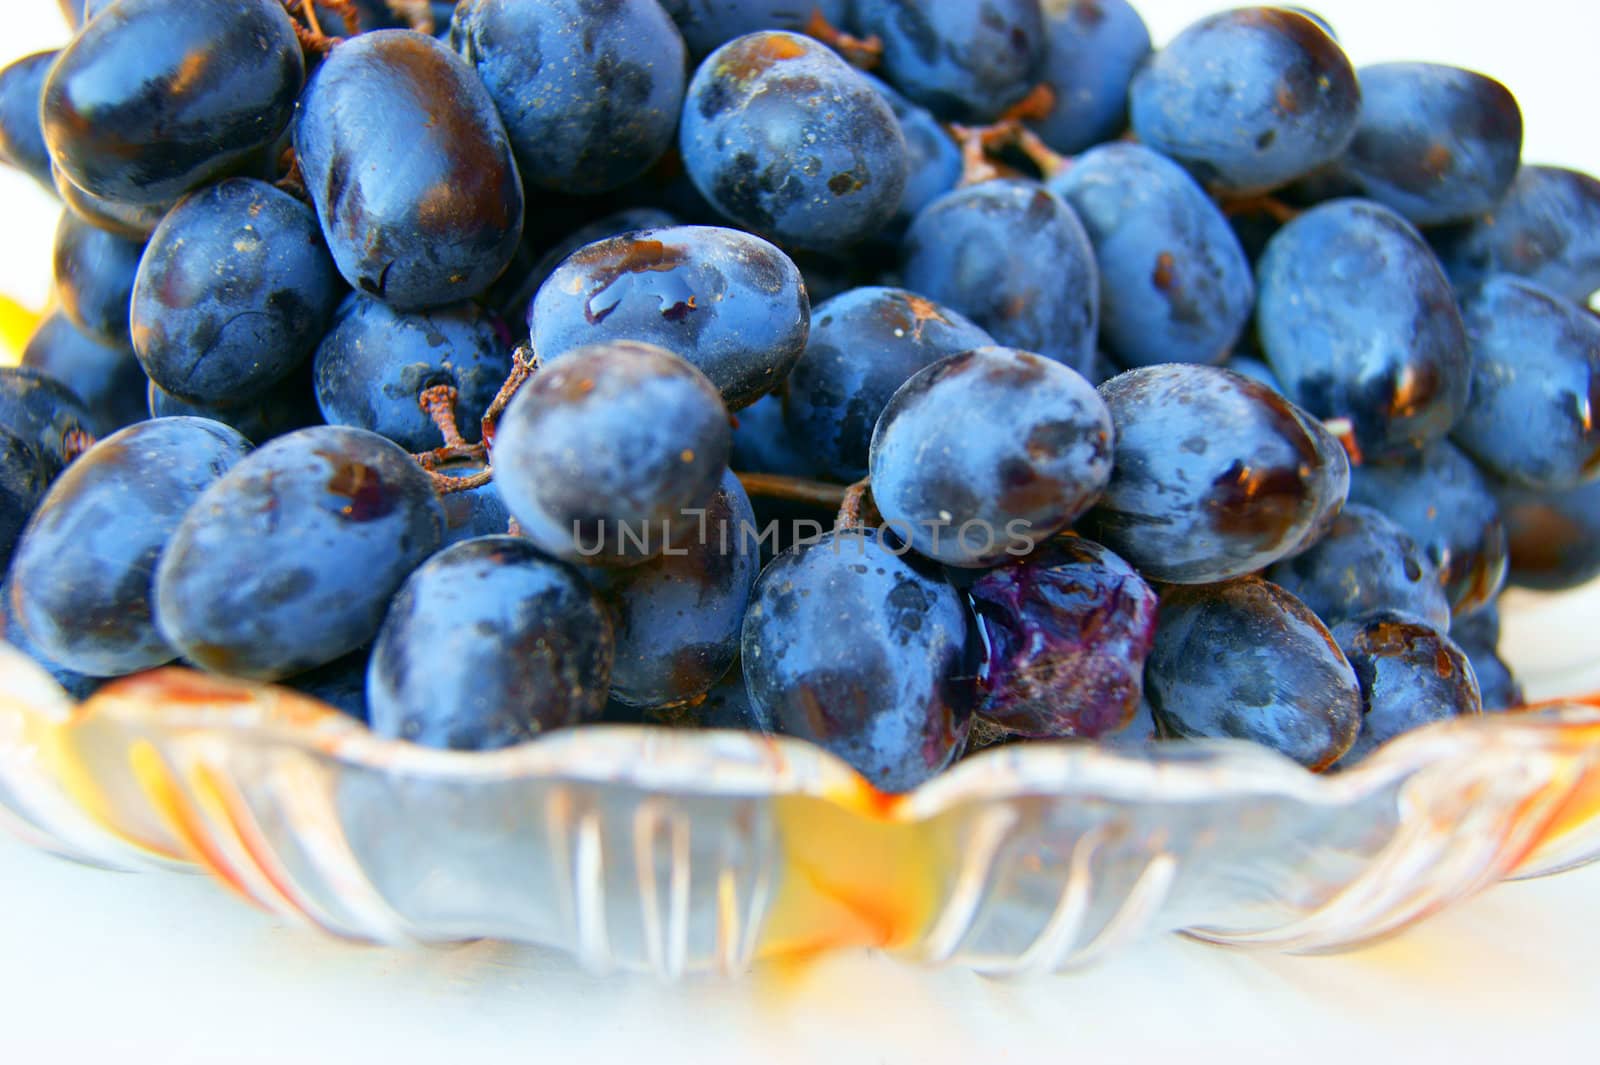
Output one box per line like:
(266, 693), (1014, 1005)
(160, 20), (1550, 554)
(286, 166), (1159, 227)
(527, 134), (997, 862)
(3, 1), (1600, 1061)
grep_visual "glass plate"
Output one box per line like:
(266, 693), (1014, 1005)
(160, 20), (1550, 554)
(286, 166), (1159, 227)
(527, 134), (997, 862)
(4, 584), (1600, 980)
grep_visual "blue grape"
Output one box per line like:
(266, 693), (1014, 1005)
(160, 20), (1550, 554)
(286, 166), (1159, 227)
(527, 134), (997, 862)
(901, 179), (1099, 375)
(530, 224), (809, 411)
(1050, 143), (1255, 369)
(784, 286), (993, 481)
(0, 366), (100, 472)
(42, 0), (304, 204)
(313, 294), (510, 452)
(0, 50), (59, 191)
(1449, 604), (1523, 712)
(9, 417), (251, 676)
(0, 571), (101, 700)
(871, 346), (1113, 567)
(1028, 0), (1151, 155)
(1, 432), (51, 569)
(860, 74), (962, 236)
(741, 528), (972, 792)
(1084, 365), (1350, 584)
(496, 207), (677, 328)
(1326, 63), (1522, 226)
(853, 0), (1045, 123)
(493, 341), (731, 566)
(22, 313), (148, 433)
(147, 363), (321, 446)
(968, 535), (1158, 740)
(1267, 503), (1451, 632)
(1128, 7), (1360, 196)
(52, 212), (142, 346)
(1432, 165), (1600, 303)
(664, 0), (852, 59)
(1347, 440), (1507, 616)
(589, 470), (757, 708)
(154, 425), (445, 680)
(1495, 479), (1600, 592)
(294, 30), (524, 309)
(51, 161), (169, 240)
(130, 178), (342, 406)
(283, 647), (371, 723)
(452, 0), (687, 195)
(1331, 613), (1482, 767)
(1145, 577), (1362, 771)
(680, 32), (907, 252)
(368, 537), (613, 750)
(1256, 199), (1470, 459)
(731, 392), (820, 478)
(1225, 353), (1286, 394)
(602, 662), (773, 733)
(1451, 276), (1600, 491)
(435, 460), (513, 548)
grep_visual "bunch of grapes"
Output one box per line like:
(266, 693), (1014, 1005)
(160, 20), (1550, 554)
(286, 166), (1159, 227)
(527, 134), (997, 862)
(3, 0), (1594, 793)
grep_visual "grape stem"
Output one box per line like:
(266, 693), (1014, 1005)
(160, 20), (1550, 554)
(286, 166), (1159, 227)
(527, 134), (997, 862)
(281, 1), (345, 54)
(735, 473), (849, 509)
(61, 427), (96, 463)
(949, 120), (1071, 185)
(427, 466), (492, 496)
(803, 9), (883, 70)
(835, 476), (876, 530)
(418, 384), (469, 450)
(1220, 195), (1303, 224)
(384, 0), (437, 33)
(479, 344), (540, 452)
(274, 147), (309, 202)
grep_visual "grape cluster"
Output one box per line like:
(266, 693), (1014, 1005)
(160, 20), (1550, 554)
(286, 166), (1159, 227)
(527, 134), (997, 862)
(3, 1), (1591, 795)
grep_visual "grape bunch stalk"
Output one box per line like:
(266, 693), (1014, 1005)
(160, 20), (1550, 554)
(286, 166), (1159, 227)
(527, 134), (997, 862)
(3, 0), (1595, 794)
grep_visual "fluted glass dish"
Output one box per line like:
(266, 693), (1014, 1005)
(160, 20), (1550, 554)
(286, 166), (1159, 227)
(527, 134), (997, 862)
(3, 586), (1599, 980)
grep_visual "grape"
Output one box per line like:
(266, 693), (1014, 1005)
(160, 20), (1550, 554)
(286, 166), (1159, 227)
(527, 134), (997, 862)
(1101, 695), (1161, 750)
(313, 0), (403, 36)
(679, 32), (908, 252)
(9, 417), (251, 676)
(147, 363), (322, 446)
(429, 462), (509, 549)
(1256, 199), (1470, 459)
(154, 425), (445, 681)
(1145, 577), (1362, 771)
(1331, 613), (1482, 767)
(871, 346), (1114, 567)
(602, 661), (772, 733)
(368, 537), (613, 751)
(784, 286), (993, 481)
(294, 29), (524, 309)
(1324, 63), (1522, 227)
(494, 207), (677, 328)
(901, 179), (1099, 375)
(1028, 0), (1151, 156)
(313, 294), (509, 452)
(41, 0), (304, 204)
(1449, 604), (1524, 712)
(1347, 440), (1508, 617)
(853, 0), (1045, 124)
(283, 647), (371, 723)
(0, 366), (100, 473)
(588, 470), (757, 708)
(52, 212), (142, 346)
(664, 0), (852, 59)
(1432, 165), (1600, 303)
(493, 341), (730, 566)
(731, 391), (819, 479)
(0, 571), (101, 700)
(1495, 479), (1600, 592)
(1267, 504), (1451, 632)
(1, 431), (51, 569)
(1050, 143), (1256, 369)
(130, 178), (342, 406)
(1128, 7), (1360, 196)
(452, 0), (687, 195)
(22, 314), (148, 434)
(741, 528), (972, 792)
(530, 225), (809, 411)
(1451, 276), (1600, 491)
(861, 74), (962, 236)
(51, 161), (169, 241)
(968, 535), (1158, 740)
(1225, 353), (1286, 395)
(0, 50), (59, 191)
(1083, 365), (1350, 584)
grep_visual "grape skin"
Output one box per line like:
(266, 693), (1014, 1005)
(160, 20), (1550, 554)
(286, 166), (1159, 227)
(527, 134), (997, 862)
(0, 50), (59, 192)
(23, 314), (149, 434)
(1028, 0), (1151, 156)
(1433, 165), (1600, 303)
(53, 212), (143, 347)
(1331, 612), (1482, 767)
(10, 417), (253, 677)
(154, 425), (445, 681)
